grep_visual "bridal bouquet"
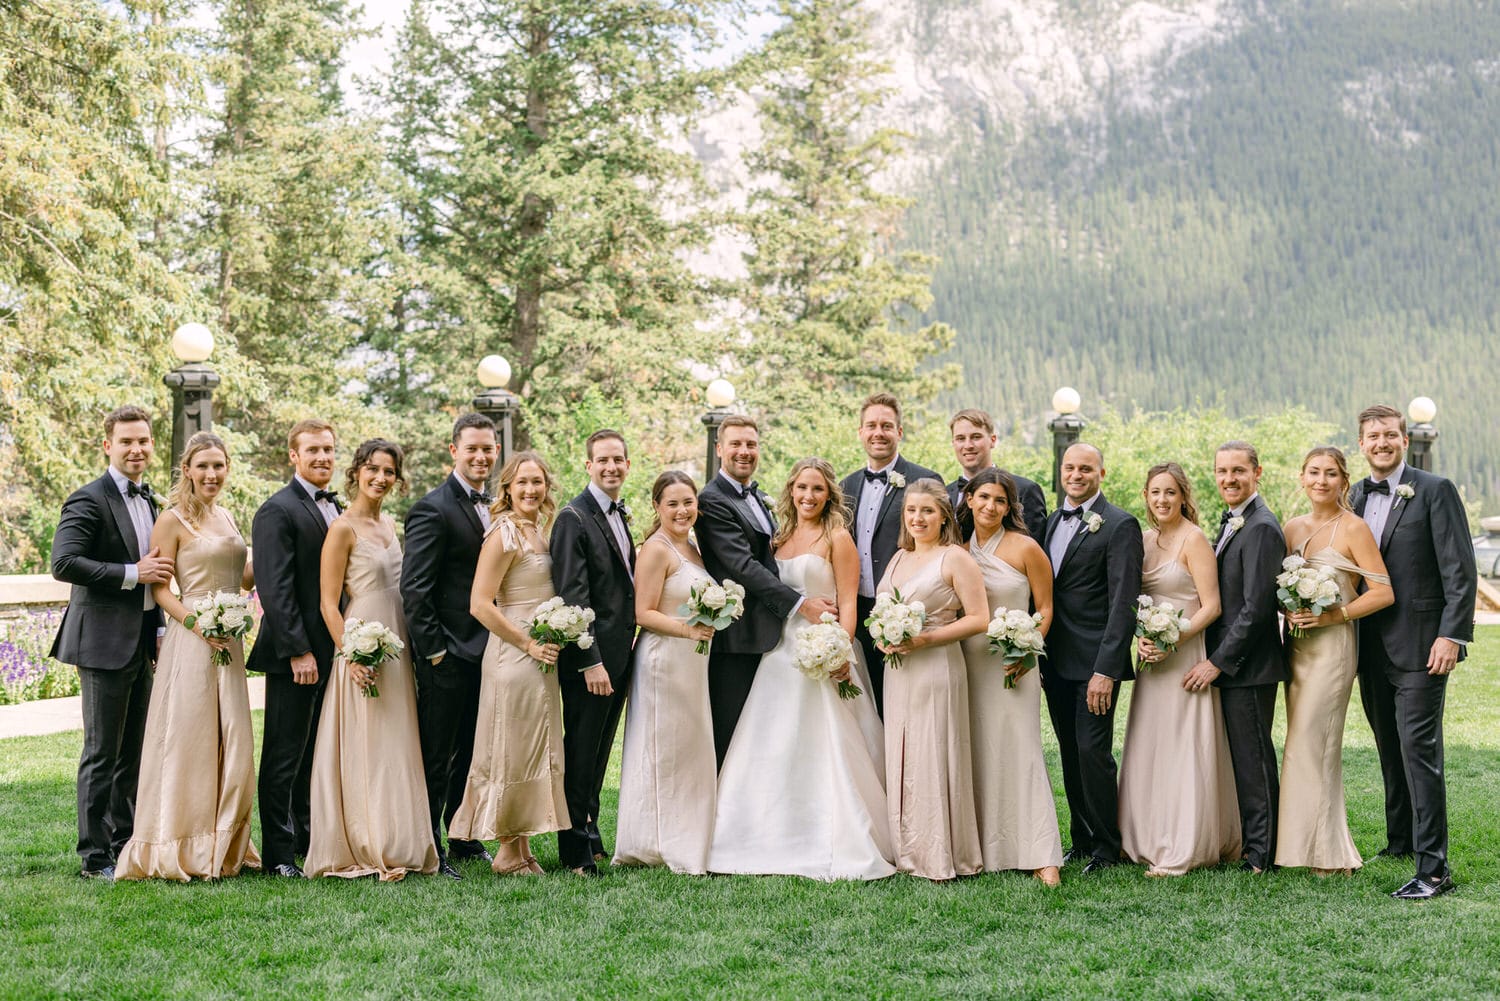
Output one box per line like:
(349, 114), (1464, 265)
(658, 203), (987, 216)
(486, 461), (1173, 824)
(986, 607), (1046, 689)
(183, 590), (253, 667)
(341, 617), (404, 697)
(1134, 594), (1192, 667)
(864, 589), (926, 669)
(1275, 555), (1342, 638)
(792, 614), (863, 700)
(680, 578), (746, 655)
(528, 597), (596, 672)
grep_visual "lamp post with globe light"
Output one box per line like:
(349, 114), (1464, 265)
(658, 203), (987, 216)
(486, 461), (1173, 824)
(473, 354), (520, 470)
(1407, 396), (1438, 472)
(162, 323), (221, 477)
(1047, 386), (1086, 508)
(701, 378), (736, 479)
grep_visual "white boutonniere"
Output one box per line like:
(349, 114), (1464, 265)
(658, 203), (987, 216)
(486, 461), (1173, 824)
(888, 471), (906, 489)
(1084, 512), (1103, 534)
(1395, 483), (1414, 500)
(1227, 515), (1245, 533)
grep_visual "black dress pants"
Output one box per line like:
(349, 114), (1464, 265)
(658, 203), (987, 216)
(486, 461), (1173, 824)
(1042, 674), (1122, 862)
(414, 653), (482, 856)
(557, 666), (628, 868)
(258, 668), (329, 867)
(1219, 683), (1281, 871)
(74, 617), (154, 871)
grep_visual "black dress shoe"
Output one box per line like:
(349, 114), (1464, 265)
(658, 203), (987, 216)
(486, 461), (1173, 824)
(1392, 874), (1455, 900)
(1061, 848), (1089, 865)
(448, 841), (494, 863)
(437, 857), (464, 881)
(1374, 847), (1414, 861)
(80, 866), (115, 882)
(267, 862), (304, 878)
(1082, 858), (1119, 875)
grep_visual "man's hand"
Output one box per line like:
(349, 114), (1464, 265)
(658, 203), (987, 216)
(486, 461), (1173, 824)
(290, 651), (319, 686)
(1086, 672), (1114, 715)
(799, 597), (838, 623)
(1428, 638), (1461, 676)
(1182, 659), (1222, 693)
(136, 547), (174, 584)
(429, 651), (446, 667)
(583, 665), (613, 697)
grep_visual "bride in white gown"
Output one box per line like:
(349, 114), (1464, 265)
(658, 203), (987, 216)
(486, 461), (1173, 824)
(708, 458), (894, 881)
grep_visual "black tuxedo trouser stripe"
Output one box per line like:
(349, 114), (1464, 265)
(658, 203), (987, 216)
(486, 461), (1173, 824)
(558, 670), (628, 868)
(74, 617), (155, 870)
(258, 671), (329, 866)
(1358, 648), (1449, 877)
(854, 594), (885, 719)
(1219, 684), (1280, 871)
(1043, 677), (1121, 861)
(414, 654), (483, 856)
(708, 652), (760, 769)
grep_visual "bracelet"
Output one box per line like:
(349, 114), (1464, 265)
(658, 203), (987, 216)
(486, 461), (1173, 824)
(1340, 607), (1350, 623)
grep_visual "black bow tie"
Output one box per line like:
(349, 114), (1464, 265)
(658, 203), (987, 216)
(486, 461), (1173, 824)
(126, 481), (154, 500)
(1219, 509), (1235, 526)
(1364, 478), (1391, 496)
(609, 499), (630, 520)
(736, 481), (760, 500)
(315, 488), (339, 504)
(1060, 506), (1085, 520)
(864, 470), (888, 484)
(954, 476), (970, 490)
(469, 489), (494, 506)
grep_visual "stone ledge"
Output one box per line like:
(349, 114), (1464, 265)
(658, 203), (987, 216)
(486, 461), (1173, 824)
(0, 575), (71, 606)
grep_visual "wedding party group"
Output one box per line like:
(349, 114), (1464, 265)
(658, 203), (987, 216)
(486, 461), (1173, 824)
(48, 395), (1476, 902)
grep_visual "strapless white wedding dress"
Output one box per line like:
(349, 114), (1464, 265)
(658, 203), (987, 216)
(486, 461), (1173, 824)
(707, 553), (895, 880)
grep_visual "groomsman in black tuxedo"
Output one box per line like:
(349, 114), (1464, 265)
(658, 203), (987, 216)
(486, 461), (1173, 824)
(402, 412), (498, 879)
(1182, 441), (1287, 874)
(840, 392), (942, 715)
(249, 418), (341, 878)
(50, 406), (168, 881)
(1350, 404), (1477, 900)
(551, 429), (637, 875)
(1041, 443), (1143, 873)
(946, 408), (1048, 541)
(696, 416), (838, 765)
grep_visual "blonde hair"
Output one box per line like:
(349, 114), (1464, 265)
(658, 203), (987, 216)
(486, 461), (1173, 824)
(169, 431), (230, 529)
(772, 458), (848, 550)
(896, 479), (962, 549)
(1301, 446), (1352, 511)
(491, 451), (558, 528)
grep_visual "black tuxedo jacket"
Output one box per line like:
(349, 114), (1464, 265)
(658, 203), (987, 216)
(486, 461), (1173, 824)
(1041, 495), (1143, 682)
(696, 474), (801, 656)
(1352, 466), (1476, 670)
(550, 490), (636, 678)
(247, 480), (341, 675)
(947, 469), (1048, 542)
(840, 455), (943, 592)
(50, 473), (164, 671)
(401, 475), (489, 664)
(1205, 495), (1288, 688)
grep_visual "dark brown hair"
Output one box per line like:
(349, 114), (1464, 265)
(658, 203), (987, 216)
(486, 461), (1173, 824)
(963, 467), (1027, 535)
(585, 428), (628, 460)
(859, 392), (903, 427)
(645, 470), (698, 540)
(104, 406), (152, 440)
(344, 439), (407, 498)
(1357, 403), (1406, 437)
(451, 412), (496, 445)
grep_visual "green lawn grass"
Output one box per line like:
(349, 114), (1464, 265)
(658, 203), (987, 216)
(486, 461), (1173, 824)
(3, 628), (1498, 999)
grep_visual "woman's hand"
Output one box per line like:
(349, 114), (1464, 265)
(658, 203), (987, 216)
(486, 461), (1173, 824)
(348, 661), (375, 688)
(527, 640), (561, 666)
(1003, 660), (1029, 682)
(1136, 637), (1165, 663)
(886, 634), (927, 657)
(191, 624), (230, 654)
(684, 623), (716, 643)
(831, 661), (852, 683)
(1287, 609), (1329, 631)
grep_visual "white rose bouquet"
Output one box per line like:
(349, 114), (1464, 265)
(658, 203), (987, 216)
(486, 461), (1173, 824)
(1275, 555), (1342, 638)
(680, 578), (746, 655)
(184, 590), (253, 667)
(986, 606), (1046, 689)
(527, 597), (597, 672)
(1134, 594), (1192, 668)
(792, 614), (863, 700)
(864, 589), (926, 669)
(340, 617), (404, 697)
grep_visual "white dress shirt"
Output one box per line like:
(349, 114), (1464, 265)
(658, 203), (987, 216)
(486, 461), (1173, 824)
(587, 481), (633, 579)
(108, 465), (156, 611)
(1360, 463), (1405, 545)
(294, 474), (340, 527)
(856, 457), (899, 597)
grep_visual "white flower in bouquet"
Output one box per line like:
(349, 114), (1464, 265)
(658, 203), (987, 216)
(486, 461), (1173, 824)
(680, 577), (747, 655)
(527, 597), (597, 671)
(791, 614), (863, 700)
(864, 589), (927, 669)
(986, 606), (1046, 689)
(1134, 594), (1191, 667)
(1275, 557), (1343, 638)
(339, 617), (404, 697)
(184, 590), (253, 667)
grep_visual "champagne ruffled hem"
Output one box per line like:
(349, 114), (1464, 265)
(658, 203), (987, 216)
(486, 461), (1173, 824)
(116, 825), (261, 882)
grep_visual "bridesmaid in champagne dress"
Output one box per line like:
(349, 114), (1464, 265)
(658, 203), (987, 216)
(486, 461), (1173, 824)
(1118, 463), (1241, 876)
(957, 468), (1064, 885)
(306, 440), (438, 881)
(449, 452), (569, 876)
(613, 472), (718, 874)
(117, 432), (260, 881)
(1277, 447), (1393, 874)
(875, 480), (989, 881)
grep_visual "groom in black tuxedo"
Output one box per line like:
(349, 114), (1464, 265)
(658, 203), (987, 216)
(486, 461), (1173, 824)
(50, 406), (168, 880)
(249, 418), (341, 878)
(696, 416), (838, 765)
(840, 392), (941, 715)
(1041, 443), (1143, 873)
(551, 429), (637, 875)
(1351, 404), (1477, 900)
(946, 408), (1048, 541)
(1183, 441), (1287, 874)
(402, 412), (498, 878)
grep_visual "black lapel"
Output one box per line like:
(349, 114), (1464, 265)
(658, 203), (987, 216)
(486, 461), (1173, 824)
(873, 457), (907, 527)
(582, 491), (632, 573)
(100, 476), (143, 562)
(1378, 468), (1417, 552)
(1058, 496), (1100, 574)
(291, 481), (333, 539)
(1351, 482), (1369, 518)
(446, 475), (485, 541)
